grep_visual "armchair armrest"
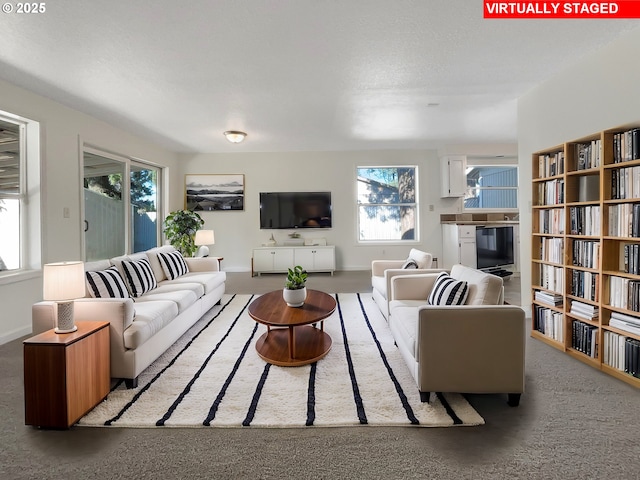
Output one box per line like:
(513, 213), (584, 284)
(390, 273), (442, 301)
(384, 268), (446, 303)
(185, 257), (220, 272)
(371, 260), (405, 277)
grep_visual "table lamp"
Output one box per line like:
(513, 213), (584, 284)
(43, 261), (85, 333)
(194, 229), (215, 257)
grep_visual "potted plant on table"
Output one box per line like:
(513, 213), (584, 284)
(162, 210), (204, 257)
(283, 265), (308, 307)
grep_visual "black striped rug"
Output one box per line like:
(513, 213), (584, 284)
(79, 293), (484, 428)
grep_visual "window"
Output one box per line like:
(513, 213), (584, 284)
(357, 166), (418, 242)
(464, 165), (518, 210)
(83, 148), (161, 261)
(0, 112), (41, 275)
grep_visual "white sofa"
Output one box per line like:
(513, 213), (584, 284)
(32, 245), (226, 388)
(388, 264), (526, 406)
(371, 248), (435, 320)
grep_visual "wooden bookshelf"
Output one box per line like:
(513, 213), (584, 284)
(531, 124), (640, 389)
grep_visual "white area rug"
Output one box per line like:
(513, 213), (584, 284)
(79, 293), (484, 428)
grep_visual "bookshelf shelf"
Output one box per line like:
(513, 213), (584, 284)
(532, 124), (640, 389)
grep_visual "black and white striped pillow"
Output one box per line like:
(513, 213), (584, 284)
(428, 272), (469, 306)
(85, 266), (131, 299)
(157, 250), (189, 280)
(121, 257), (157, 297)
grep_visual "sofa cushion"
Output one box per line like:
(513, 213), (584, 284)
(388, 302), (421, 358)
(85, 266), (131, 299)
(427, 272), (469, 306)
(123, 300), (179, 349)
(371, 274), (387, 296)
(135, 289), (198, 313)
(450, 264), (503, 305)
(157, 250), (189, 280)
(165, 271), (226, 295)
(121, 257), (158, 297)
(408, 249), (432, 269)
(153, 282), (205, 299)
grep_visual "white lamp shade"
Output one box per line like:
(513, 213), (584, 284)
(43, 261), (86, 301)
(195, 229), (215, 246)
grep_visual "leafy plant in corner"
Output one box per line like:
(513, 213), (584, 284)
(163, 210), (204, 257)
(285, 265), (307, 290)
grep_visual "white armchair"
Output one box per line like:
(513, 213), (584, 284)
(388, 264), (526, 406)
(371, 248), (437, 320)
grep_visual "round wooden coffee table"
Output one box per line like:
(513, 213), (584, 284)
(248, 289), (337, 366)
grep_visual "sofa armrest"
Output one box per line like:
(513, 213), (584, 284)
(33, 298), (135, 358)
(390, 273), (442, 301)
(371, 260), (405, 277)
(185, 257), (220, 272)
(416, 305), (526, 393)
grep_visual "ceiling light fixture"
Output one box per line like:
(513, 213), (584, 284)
(223, 130), (247, 143)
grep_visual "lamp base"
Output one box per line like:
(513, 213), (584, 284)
(55, 301), (77, 334)
(195, 245), (210, 257)
(55, 325), (78, 334)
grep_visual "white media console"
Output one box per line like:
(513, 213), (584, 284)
(252, 245), (336, 276)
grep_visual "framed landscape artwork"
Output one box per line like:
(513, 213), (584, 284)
(185, 174), (245, 211)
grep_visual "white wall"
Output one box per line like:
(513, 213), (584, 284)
(518, 27), (640, 313)
(0, 78), (178, 344)
(178, 150), (465, 271)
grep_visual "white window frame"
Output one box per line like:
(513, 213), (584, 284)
(80, 144), (163, 259)
(356, 165), (420, 244)
(0, 110), (41, 284)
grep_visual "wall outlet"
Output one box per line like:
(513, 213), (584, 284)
(428, 204), (434, 211)
(63, 207), (70, 218)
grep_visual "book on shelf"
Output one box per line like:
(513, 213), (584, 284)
(613, 128), (640, 163)
(534, 290), (563, 306)
(533, 305), (563, 342)
(538, 151), (565, 178)
(575, 141), (601, 170)
(604, 331), (629, 371)
(610, 311), (640, 336)
(570, 300), (598, 319)
(571, 320), (598, 357)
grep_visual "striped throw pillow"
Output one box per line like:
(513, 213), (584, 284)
(85, 266), (131, 299)
(157, 250), (189, 280)
(427, 272), (469, 306)
(121, 257), (157, 297)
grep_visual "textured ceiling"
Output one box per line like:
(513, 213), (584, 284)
(0, 1), (638, 153)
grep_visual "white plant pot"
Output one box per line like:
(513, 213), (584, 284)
(283, 287), (307, 307)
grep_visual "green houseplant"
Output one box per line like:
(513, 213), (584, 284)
(283, 265), (308, 307)
(162, 210), (204, 257)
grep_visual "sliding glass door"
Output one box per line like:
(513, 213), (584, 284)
(83, 149), (161, 261)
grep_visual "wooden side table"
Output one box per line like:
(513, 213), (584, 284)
(24, 321), (110, 429)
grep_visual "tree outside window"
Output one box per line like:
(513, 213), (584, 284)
(357, 166), (417, 241)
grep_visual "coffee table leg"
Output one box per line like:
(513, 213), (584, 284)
(288, 326), (294, 359)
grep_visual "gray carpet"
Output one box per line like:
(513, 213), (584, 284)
(2, 272), (639, 479)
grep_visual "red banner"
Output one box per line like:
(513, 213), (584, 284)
(484, 1), (640, 18)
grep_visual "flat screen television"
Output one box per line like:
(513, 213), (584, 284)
(260, 192), (332, 229)
(475, 226), (514, 269)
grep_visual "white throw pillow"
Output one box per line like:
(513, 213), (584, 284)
(85, 266), (130, 299)
(428, 272), (469, 306)
(157, 250), (189, 280)
(121, 257), (157, 297)
(408, 248), (432, 269)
